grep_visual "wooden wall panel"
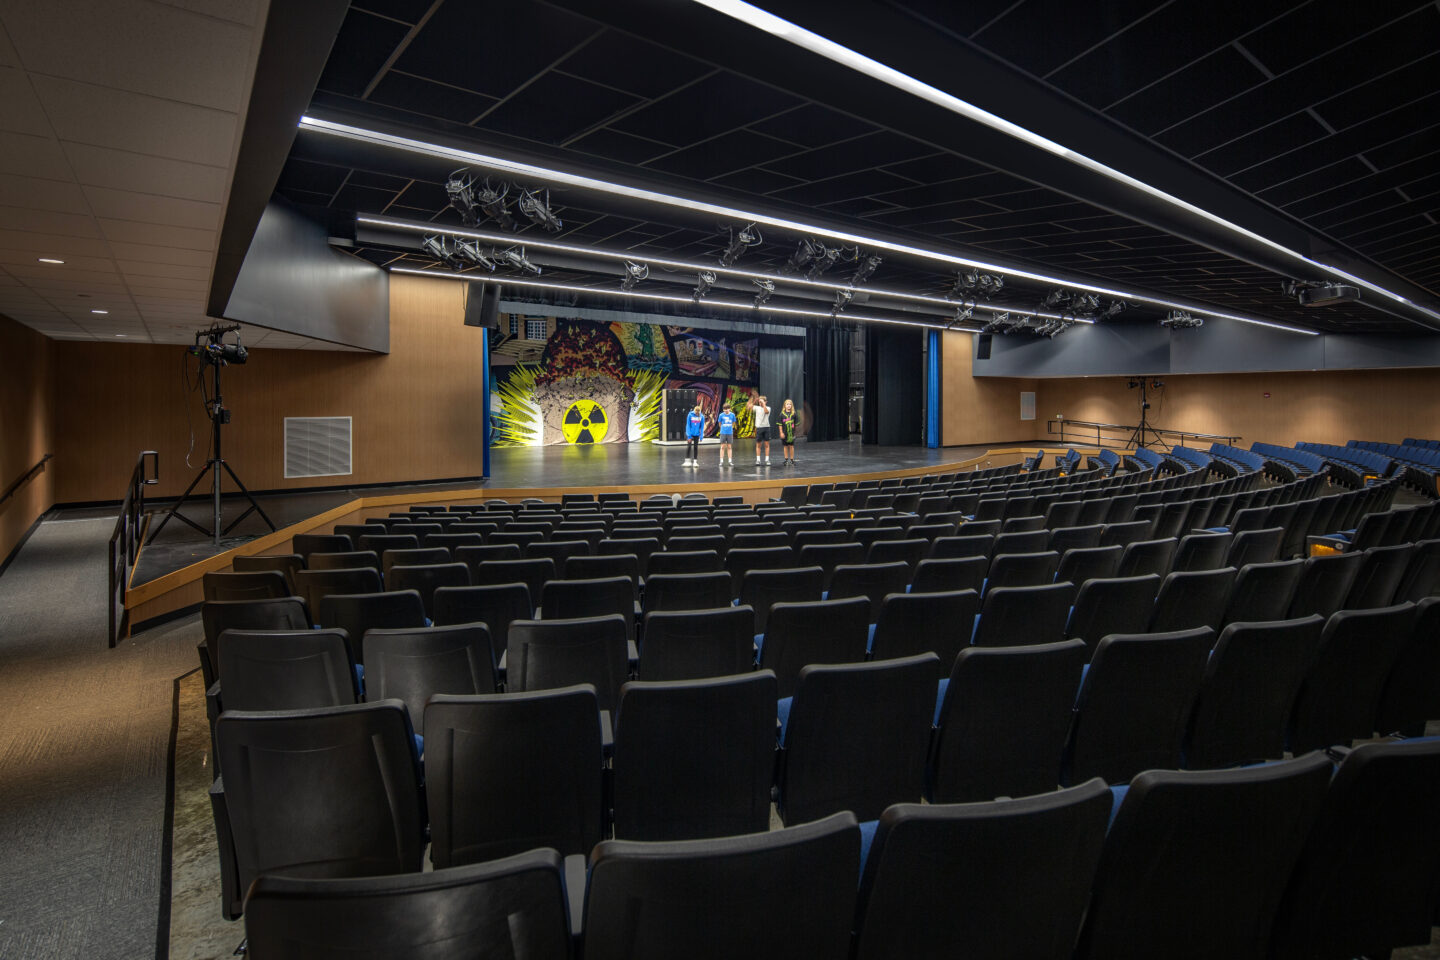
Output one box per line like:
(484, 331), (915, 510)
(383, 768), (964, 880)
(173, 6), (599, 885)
(54, 273), (486, 502)
(0, 315), (55, 562)
(1037, 368), (1440, 447)
(940, 331), (1040, 446)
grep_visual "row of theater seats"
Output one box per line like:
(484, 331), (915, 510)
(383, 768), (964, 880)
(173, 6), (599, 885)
(227, 705), (1440, 958)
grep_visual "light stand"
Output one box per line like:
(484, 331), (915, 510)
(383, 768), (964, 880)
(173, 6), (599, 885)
(147, 326), (275, 546)
(1126, 378), (1165, 450)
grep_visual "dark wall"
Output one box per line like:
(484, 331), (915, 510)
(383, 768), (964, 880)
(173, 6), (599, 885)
(224, 199), (390, 352)
(864, 326), (923, 446)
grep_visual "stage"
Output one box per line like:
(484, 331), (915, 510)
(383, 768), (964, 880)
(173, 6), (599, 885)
(102, 437), (1039, 630)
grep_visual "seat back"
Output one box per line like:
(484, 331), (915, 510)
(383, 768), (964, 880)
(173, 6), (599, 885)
(431, 583), (531, 662)
(1100, 520), (1153, 548)
(1344, 543), (1415, 609)
(647, 549), (722, 576)
(244, 849), (572, 960)
(583, 813), (859, 960)
(1116, 538), (1178, 579)
(1048, 524), (1104, 554)
(1226, 526), (1285, 568)
(294, 567), (383, 626)
(909, 556), (987, 595)
(292, 533), (353, 563)
(387, 562), (470, 618)
(992, 530), (1049, 555)
(972, 582), (1077, 647)
(1286, 550), (1365, 618)
(1393, 538), (1440, 603)
(1184, 616), (1325, 769)
(215, 629), (357, 711)
(643, 571), (732, 613)
(1222, 559), (1305, 625)
(1148, 567), (1237, 633)
(639, 605), (756, 681)
(307, 550), (384, 573)
(760, 597), (871, 699)
(827, 562), (913, 622)
(855, 780), (1111, 960)
(231, 553), (303, 592)
(870, 590), (979, 675)
(469, 558), (555, 607)
(1289, 602), (1418, 753)
(1075, 754), (1333, 959)
(1376, 596), (1440, 735)
(1065, 575), (1161, 660)
(736, 566), (824, 634)
(1055, 544), (1123, 584)
(611, 671), (778, 841)
(778, 655), (937, 826)
(317, 590), (426, 664)
(213, 702), (424, 918)
(381, 547), (452, 580)
(931, 640), (1085, 803)
(200, 597), (311, 686)
(929, 533), (993, 560)
(364, 624), (496, 730)
(986, 551), (1062, 592)
(1063, 627), (1214, 785)
(1269, 738), (1440, 960)
(203, 570), (290, 602)
(539, 577), (634, 641)
(424, 686), (602, 866)
(508, 614), (630, 712)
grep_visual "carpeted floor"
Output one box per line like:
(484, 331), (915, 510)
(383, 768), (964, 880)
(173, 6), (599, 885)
(0, 516), (197, 960)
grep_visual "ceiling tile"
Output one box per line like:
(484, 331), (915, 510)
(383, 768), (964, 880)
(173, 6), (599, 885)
(0, 173), (90, 214)
(82, 185), (221, 230)
(105, 240), (214, 267)
(1, 0), (252, 111)
(32, 75), (237, 166)
(62, 142), (227, 203)
(96, 218), (214, 250)
(115, 259), (208, 281)
(480, 72), (641, 146)
(0, 205), (102, 237)
(152, 0), (262, 27)
(366, 70), (500, 125)
(0, 130), (70, 178)
(315, 7), (410, 98)
(557, 29), (711, 100)
(0, 65), (52, 136)
(610, 72), (801, 147)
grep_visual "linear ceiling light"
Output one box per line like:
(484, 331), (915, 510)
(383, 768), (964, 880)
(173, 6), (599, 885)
(304, 117), (1317, 336)
(387, 266), (972, 330)
(692, 0), (1435, 326)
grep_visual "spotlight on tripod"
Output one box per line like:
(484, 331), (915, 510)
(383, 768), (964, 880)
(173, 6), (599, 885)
(146, 324), (275, 547)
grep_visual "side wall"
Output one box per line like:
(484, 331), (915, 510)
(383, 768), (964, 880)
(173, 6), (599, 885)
(53, 273), (483, 503)
(941, 331), (1039, 446)
(0, 315), (55, 562)
(1037, 368), (1440, 447)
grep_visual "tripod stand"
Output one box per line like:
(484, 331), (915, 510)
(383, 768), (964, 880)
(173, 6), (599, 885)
(147, 355), (275, 547)
(1126, 378), (1166, 450)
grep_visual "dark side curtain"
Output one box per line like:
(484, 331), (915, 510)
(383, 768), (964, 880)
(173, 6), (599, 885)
(863, 325), (923, 446)
(803, 322), (851, 442)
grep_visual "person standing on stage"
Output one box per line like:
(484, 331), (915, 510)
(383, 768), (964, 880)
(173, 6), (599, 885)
(683, 402), (704, 467)
(779, 398), (798, 464)
(717, 405), (737, 466)
(750, 394), (772, 465)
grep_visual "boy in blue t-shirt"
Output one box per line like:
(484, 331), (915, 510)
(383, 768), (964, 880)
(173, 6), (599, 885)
(717, 407), (737, 466)
(683, 403), (705, 467)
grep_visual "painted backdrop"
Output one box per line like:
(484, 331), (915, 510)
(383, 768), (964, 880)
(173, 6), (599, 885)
(490, 315), (760, 446)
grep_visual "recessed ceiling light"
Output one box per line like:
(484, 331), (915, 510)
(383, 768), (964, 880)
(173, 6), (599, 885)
(91, 309), (108, 314)
(38, 257), (64, 264)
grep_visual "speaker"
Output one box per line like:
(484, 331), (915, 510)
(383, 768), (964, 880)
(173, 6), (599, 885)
(976, 334), (992, 360)
(464, 282), (502, 328)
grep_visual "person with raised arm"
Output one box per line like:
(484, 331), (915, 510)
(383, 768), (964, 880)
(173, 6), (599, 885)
(750, 393), (772, 465)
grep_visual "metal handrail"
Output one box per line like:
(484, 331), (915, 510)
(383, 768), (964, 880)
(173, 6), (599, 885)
(1046, 418), (1241, 452)
(108, 451), (159, 648)
(0, 453), (51, 506)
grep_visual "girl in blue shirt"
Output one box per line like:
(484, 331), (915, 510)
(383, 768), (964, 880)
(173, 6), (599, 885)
(717, 407), (737, 466)
(684, 403), (704, 467)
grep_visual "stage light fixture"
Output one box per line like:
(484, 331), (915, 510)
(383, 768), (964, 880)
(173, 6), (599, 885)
(1041, 288), (1071, 308)
(850, 252), (882, 285)
(494, 246), (540, 275)
(1161, 309), (1203, 329)
(688, 1), (1434, 327)
(621, 260), (649, 291)
(781, 236), (823, 274)
(693, 270), (716, 300)
(455, 238), (497, 271)
(422, 234), (469, 271)
(719, 222), (762, 267)
(445, 169), (481, 226)
(752, 277), (775, 306)
(477, 178), (518, 231)
(517, 188), (563, 232)
(832, 288), (853, 315)
(806, 243), (856, 280)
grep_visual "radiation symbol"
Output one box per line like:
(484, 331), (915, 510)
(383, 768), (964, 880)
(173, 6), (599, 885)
(562, 399), (609, 444)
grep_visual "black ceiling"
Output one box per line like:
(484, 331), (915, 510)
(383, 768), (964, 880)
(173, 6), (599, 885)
(272, 0), (1440, 334)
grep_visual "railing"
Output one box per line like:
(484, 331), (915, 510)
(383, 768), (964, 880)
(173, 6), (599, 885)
(0, 453), (51, 507)
(109, 451), (159, 648)
(1046, 418), (1240, 452)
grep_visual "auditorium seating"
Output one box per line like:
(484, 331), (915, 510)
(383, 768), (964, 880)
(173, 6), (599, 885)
(204, 450), (1440, 953)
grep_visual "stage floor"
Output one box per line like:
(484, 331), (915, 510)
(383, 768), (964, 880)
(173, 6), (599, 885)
(96, 438), (1022, 586)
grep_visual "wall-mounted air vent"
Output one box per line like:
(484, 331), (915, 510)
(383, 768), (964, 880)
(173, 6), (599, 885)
(1020, 392), (1036, 421)
(284, 417), (352, 478)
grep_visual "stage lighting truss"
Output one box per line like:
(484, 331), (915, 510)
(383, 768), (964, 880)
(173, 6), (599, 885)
(693, 270), (716, 300)
(719, 222), (763, 267)
(850, 252), (882, 285)
(620, 260), (649, 291)
(832, 288), (853, 315)
(517, 188), (563, 232)
(1161, 309), (1203, 329)
(752, 277), (775, 306)
(494, 246), (541, 275)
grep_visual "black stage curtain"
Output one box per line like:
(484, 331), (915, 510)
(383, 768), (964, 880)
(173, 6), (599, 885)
(804, 322), (851, 442)
(863, 325), (923, 446)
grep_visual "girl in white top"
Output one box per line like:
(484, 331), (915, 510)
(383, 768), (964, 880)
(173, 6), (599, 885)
(750, 394), (772, 464)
